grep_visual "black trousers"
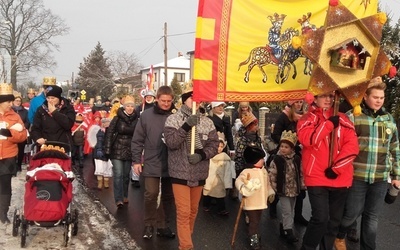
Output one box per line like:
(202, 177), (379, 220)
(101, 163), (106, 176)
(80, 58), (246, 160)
(301, 186), (349, 250)
(0, 174), (12, 213)
(203, 195), (226, 212)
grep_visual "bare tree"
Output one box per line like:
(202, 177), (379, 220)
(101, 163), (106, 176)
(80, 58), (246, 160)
(107, 50), (143, 78)
(0, 0), (69, 88)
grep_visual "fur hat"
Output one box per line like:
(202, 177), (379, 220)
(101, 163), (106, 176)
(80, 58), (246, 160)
(0, 83), (15, 103)
(280, 130), (297, 148)
(241, 112), (258, 128)
(46, 85), (62, 99)
(244, 146), (265, 165)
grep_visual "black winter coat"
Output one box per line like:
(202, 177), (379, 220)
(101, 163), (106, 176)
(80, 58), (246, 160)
(104, 108), (138, 161)
(30, 98), (76, 148)
(208, 113), (234, 150)
(12, 106), (30, 130)
(94, 129), (108, 161)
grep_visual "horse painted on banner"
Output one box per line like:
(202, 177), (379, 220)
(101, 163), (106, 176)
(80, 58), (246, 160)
(238, 12), (315, 84)
(277, 13), (316, 81)
(238, 28), (298, 84)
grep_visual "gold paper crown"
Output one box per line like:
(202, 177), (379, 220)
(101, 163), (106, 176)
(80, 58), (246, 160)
(43, 77), (56, 86)
(280, 130), (298, 147)
(182, 80), (193, 94)
(268, 13), (286, 23)
(27, 88), (35, 94)
(0, 83), (13, 95)
(40, 144), (66, 153)
(241, 112), (257, 127)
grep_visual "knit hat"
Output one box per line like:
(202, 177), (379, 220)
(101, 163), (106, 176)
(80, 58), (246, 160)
(241, 112), (258, 128)
(181, 91), (193, 104)
(145, 89), (156, 98)
(75, 114), (84, 123)
(280, 130), (297, 148)
(0, 83), (15, 103)
(243, 146), (265, 165)
(211, 102), (226, 109)
(46, 85), (62, 99)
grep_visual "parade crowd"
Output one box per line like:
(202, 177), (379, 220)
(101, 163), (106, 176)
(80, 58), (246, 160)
(0, 75), (399, 250)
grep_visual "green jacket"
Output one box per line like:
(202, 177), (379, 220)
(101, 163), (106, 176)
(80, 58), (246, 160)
(347, 105), (400, 183)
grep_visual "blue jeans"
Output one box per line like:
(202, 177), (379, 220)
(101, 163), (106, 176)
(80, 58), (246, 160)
(338, 180), (388, 250)
(301, 186), (348, 250)
(111, 159), (131, 203)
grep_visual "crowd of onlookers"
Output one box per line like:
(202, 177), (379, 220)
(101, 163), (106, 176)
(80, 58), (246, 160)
(1, 75), (400, 250)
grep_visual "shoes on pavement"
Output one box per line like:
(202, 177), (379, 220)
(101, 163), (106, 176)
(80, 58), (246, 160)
(334, 238), (347, 250)
(249, 234), (261, 250)
(346, 228), (359, 243)
(143, 226), (154, 239)
(157, 227), (176, 238)
(116, 201), (124, 208)
(217, 210), (229, 216)
(294, 215), (309, 226)
(282, 229), (298, 243)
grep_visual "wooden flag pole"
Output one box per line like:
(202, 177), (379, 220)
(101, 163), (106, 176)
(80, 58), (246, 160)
(329, 91), (340, 166)
(191, 101), (197, 154)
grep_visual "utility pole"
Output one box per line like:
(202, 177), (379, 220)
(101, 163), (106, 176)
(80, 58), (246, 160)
(164, 22), (168, 86)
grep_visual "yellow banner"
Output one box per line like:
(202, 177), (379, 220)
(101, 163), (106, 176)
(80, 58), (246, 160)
(193, 0), (378, 102)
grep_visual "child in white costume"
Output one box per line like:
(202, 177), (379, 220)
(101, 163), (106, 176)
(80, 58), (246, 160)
(94, 118), (113, 189)
(203, 139), (235, 215)
(235, 146), (275, 250)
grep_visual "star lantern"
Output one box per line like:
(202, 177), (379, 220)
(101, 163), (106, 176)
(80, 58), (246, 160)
(292, 0), (392, 109)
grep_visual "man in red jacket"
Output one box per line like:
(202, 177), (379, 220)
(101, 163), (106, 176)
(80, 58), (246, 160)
(297, 92), (359, 250)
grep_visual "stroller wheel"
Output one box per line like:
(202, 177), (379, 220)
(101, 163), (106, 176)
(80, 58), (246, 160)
(72, 209), (79, 236)
(12, 209), (20, 237)
(63, 213), (71, 247)
(21, 217), (27, 248)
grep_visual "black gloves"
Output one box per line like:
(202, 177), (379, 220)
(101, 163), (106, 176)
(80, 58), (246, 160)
(182, 114), (199, 132)
(0, 128), (12, 137)
(97, 151), (104, 158)
(325, 167), (338, 179)
(188, 153), (202, 165)
(328, 116), (339, 128)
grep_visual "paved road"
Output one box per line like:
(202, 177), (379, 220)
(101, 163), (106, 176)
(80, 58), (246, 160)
(76, 157), (400, 250)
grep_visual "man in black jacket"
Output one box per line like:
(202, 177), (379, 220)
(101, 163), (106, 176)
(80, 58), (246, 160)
(131, 86), (177, 240)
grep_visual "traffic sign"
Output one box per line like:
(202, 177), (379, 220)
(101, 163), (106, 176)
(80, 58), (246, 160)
(80, 90), (86, 95)
(81, 94), (86, 101)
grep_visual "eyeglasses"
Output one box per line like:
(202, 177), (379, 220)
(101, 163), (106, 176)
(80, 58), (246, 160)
(317, 94), (334, 99)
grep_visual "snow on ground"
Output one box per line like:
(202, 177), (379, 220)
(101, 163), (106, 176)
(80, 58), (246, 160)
(0, 166), (140, 250)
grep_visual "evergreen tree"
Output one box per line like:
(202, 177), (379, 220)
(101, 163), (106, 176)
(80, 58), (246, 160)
(382, 18), (400, 120)
(75, 42), (114, 99)
(170, 77), (182, 103)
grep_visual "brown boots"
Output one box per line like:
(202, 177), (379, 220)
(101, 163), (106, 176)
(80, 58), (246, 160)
(104, 177), (109, 189)
(97, 176), (110, 190)
(97, 176), (103, 190)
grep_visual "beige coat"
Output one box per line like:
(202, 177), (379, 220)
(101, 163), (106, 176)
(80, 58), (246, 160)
(235, 167), (275, 210)
(203, 152), (234, 198)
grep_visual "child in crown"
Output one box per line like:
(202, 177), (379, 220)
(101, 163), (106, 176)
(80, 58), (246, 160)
(268, 130), (305, 243)
(235, 145), (275, 250)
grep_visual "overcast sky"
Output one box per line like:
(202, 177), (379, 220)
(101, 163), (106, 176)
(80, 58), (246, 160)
(39, 0), (399, 84)
(40, 0), (198, 83)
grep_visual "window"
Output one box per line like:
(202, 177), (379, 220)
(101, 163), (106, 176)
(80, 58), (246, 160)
(174, 73), (185, 82)
(154, 72), (157, 82)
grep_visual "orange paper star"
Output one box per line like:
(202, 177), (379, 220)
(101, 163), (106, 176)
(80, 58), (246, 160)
(295, 1), (391, 107)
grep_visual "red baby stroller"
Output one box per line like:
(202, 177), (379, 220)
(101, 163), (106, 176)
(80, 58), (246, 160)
(12, 141), (78, 248)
